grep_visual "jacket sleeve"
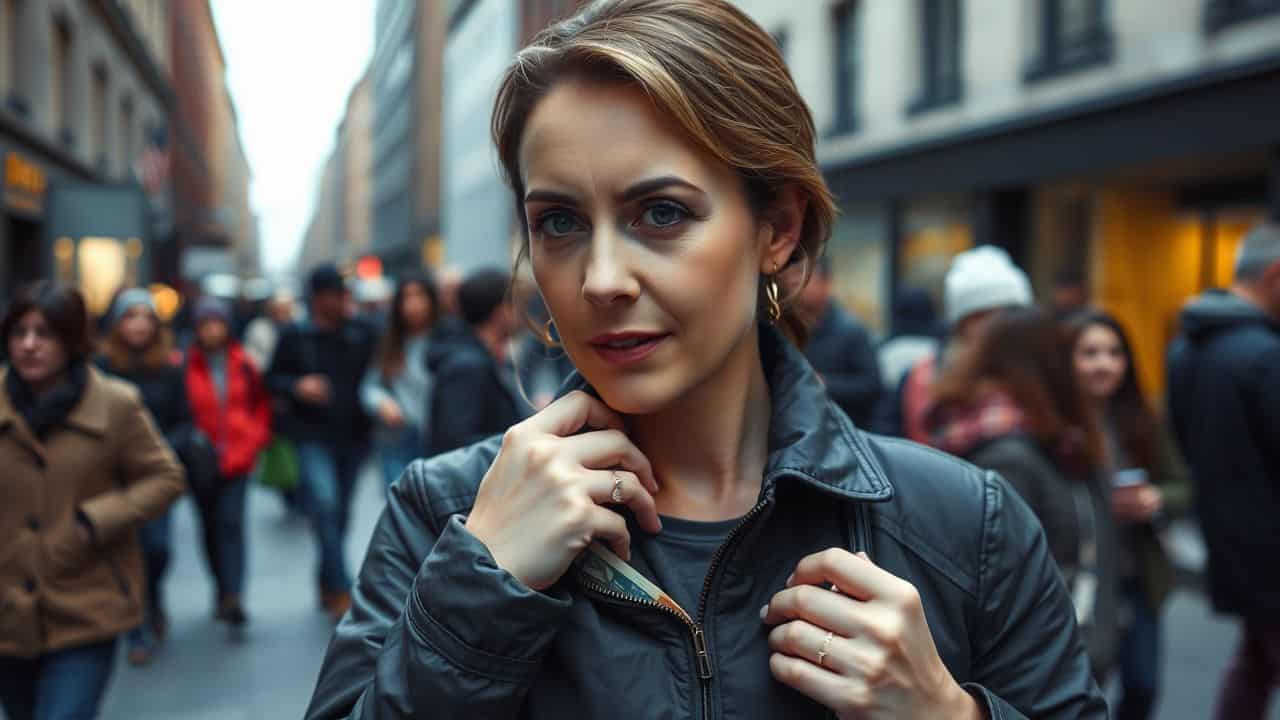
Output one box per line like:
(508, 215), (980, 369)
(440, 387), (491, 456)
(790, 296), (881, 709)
(963, 471), (1108, 719)
(429, 359), (492, 455)
(265, 325), (304, 400)
(247, 361), (274, 455)
(820, 320), (883, 428)
(1153, 422), (1193, 519)
(79, 387), (186, 544)
(304, 460), (572, 719)
(360, 366), (395, 419)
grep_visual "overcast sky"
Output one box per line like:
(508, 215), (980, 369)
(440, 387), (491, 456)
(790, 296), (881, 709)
(211, 1), (375, 276)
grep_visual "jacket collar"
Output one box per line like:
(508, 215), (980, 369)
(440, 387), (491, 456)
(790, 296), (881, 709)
(559, 324), (893, 504)
(0, 366), (111, 442)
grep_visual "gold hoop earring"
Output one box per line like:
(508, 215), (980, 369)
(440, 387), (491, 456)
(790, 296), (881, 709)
(541, 317), (561, 348)
(765, 275), (782, 324)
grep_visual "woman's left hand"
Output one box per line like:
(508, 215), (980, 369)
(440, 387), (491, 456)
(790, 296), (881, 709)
(762, 549), (985, 720)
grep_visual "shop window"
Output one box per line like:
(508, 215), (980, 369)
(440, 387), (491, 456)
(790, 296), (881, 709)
(908, 0), (963, 115)
(830, 1), (861, 135)
(1205, 0), (1280, 31)
(1024, 0), (1113, 83)
(828, 204), (890, 334)
(900, 194), (974, 308)
(51, 17), (74, 146)
(76, 237), (128, 316)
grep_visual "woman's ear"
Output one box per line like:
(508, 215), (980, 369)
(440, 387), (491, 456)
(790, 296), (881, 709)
(757, 186), (807, 274)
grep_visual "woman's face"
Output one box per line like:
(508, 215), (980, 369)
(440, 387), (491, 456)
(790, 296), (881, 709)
(399, 283), (433, 332)
(1073, 323), (1127, 400)
(8, 311), (69, 387)
(118, 305), (158, 349)
(519, 80), (799, 415)
(197, 318), (229, 351)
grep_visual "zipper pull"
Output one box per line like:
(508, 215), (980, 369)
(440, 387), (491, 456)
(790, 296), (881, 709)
(693, 627), (713, 680)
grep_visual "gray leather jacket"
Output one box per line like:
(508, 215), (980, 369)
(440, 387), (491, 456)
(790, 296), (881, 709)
(305, 329), (1107, 719)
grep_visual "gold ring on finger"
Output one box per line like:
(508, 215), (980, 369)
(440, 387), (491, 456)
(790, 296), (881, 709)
(611, 471), (624, 503)
(817, 630), (834, 668)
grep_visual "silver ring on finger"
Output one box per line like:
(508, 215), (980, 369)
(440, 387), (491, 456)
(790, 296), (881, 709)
(611, 471), (624, 503)
(817, 630), (834, 668)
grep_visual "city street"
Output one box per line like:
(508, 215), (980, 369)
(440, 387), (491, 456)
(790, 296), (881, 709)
(52, 466), (1275, 720)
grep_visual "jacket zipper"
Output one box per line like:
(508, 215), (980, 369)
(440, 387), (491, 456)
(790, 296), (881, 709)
(576, 494), (774, 720)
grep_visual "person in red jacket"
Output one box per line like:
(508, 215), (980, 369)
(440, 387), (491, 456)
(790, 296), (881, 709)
(185, 296), (272, 626)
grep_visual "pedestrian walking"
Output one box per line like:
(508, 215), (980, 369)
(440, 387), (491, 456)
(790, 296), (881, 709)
(265, 264), (377, 623)
(94, 287), (193, 666)
(892, 245), (1033, 441)
(798, 256), (882, 428)
(1167, 221), (1280, 720)
(926, 306), (1118, 681)
(877, 287), (939, 391)
(243, 290), (296, 372)
(360, 272), (438, 486)
(184, 296), (272, 627)
(1065, 309), (1192, 720)
(426, 268), (523, 456)
(305, 2), (1106, 717)
(0, 282), (184, 719)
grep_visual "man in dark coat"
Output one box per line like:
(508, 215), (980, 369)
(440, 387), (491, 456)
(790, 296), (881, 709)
(265, 264), (377, 622)
(799, 257), (882, 428)
(427, 268), (523, 456)
(1168, 221), (1280, 720)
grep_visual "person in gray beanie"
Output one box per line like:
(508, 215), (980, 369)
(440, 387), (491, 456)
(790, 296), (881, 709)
(889, 245), (1034, 442)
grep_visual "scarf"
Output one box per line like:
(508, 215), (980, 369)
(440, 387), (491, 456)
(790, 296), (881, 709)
(5, 362), (89, 440)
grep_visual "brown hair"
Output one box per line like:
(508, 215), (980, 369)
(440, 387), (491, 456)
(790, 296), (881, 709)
(101, 311), (174, 372)
(1063, 309), (1160, 472)
(491, 0), (836, 345)
(375, 271), (440, 380)
(2, 281), (93, 363)
(933, 306), (1103, 473)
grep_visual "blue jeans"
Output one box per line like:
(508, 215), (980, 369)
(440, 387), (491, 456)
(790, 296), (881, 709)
(1116, 578), (1161, 720)
(0, 638), (117, 720)
(296, 442), (366, 593)
(195, 475), (250, 597)
(126, 509), (172, 650)
(377, 428), (423, 488)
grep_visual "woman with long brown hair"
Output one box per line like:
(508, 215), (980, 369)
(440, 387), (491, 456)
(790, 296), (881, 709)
(927, 305), (1119, 680)
(95, 288), (194, 666)
(1065, 309), (1192, 720)
(0, 282), (184, 718)
(306, 2), (1104, 717)
(359, 271), (438, 486)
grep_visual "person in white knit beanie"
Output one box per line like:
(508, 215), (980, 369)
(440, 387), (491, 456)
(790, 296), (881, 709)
(943, 246), (1034, 336)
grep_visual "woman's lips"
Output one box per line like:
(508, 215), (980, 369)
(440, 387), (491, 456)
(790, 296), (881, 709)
(588, 333), (669, 366)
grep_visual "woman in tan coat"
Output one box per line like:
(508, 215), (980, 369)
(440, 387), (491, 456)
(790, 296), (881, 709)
(0, 282), (185, 720)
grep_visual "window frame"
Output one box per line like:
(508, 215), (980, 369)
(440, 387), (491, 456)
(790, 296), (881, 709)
(1204, 0), (1280, 32)
(829, 0), (861, 136)
(1023, 0), (1114, 84)
(908, 0), (964, 116)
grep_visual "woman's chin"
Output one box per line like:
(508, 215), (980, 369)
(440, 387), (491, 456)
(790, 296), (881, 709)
(588, 373), (679, 417)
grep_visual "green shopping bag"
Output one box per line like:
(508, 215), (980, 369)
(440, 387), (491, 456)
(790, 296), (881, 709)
(258, 437), (300, 491)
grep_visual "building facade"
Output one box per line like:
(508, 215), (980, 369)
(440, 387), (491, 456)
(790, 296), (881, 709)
(734, 0), (1280, 395)
(299, 70), (373, 274)
(0, 0), (177, 310)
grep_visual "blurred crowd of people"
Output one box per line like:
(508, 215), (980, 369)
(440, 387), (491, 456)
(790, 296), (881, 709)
(2, 220), (1279, 718)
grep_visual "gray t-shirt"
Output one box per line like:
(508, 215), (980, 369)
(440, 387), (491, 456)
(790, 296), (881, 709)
(639, 514), (743, 616)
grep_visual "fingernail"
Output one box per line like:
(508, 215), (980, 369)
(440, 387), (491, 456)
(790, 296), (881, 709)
(759, 604), (768, 621)
(856, 551), (870, 561)
(784, 573), (794, 587)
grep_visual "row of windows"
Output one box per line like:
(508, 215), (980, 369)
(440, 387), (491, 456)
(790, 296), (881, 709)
(0, 0), (158, 177)
(818, 0), (1280, 136)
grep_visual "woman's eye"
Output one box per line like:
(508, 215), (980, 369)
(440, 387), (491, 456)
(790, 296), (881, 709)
(537, 211), (583, 238)
(639, 202), (688, 228)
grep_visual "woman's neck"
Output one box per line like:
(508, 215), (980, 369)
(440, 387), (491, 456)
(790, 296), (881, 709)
(626, 331), (772, 521)
(28, 370), (68, 399)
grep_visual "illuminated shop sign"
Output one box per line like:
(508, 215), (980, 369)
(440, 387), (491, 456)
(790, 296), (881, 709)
(4, 152), (47, 214)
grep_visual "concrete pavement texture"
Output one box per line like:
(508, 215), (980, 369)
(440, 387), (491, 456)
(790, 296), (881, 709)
(2, 465), (1274, 719)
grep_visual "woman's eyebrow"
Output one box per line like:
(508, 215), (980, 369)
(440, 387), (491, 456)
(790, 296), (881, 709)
(524, 188), (579, 205)
(618, 176), (701, 202)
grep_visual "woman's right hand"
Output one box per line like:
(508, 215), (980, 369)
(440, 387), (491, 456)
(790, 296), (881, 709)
(379, 399), (405, 428)
(464, 390), (662, 591)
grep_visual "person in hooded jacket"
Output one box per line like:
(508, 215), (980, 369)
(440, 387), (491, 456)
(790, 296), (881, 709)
(925, 306), (1118, 681)
(0, 282), (184, 719)
(94, 287), (193, 666)
(1168, 221), (1280, 720)
(426, 268), (523, 457)
(185, 297), (272, 627)
(303, 2), (1106, 718)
